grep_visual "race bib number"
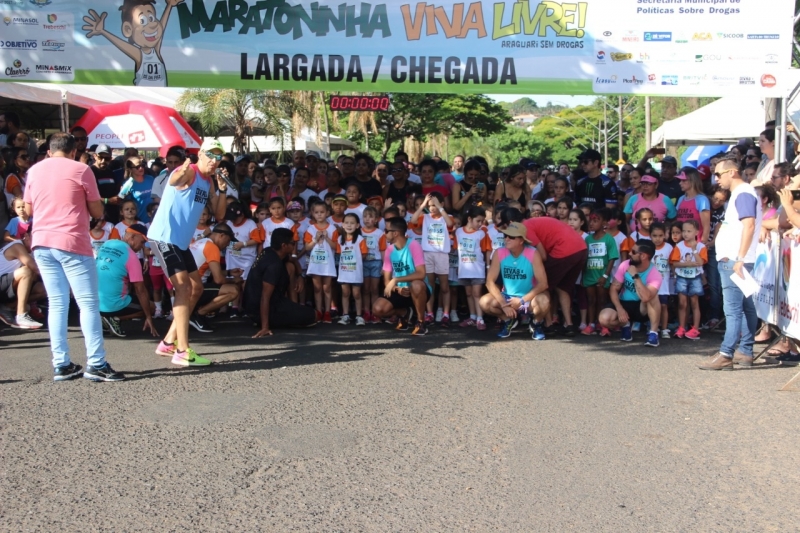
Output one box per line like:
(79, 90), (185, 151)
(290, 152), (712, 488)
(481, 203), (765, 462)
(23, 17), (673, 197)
(588, 242), (607, 258)
(340, 249), (356, 272)
(365, 236), (377, 260)
(152, 254), (162, 268)
(654, 256), (668, 275)
(310, 247), (328, 264)
(427, 223), (446, 249)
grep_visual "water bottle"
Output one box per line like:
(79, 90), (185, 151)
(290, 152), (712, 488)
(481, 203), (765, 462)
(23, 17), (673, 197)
(119, 177), (134, 197)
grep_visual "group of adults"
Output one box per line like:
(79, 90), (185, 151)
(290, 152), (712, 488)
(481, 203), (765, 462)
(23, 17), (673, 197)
(9, 117), (784, 382)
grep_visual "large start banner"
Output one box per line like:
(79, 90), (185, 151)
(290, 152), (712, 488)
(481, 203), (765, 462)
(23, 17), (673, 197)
(0, 0), (794, 94)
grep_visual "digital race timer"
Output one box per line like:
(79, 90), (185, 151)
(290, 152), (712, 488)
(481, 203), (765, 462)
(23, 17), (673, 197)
(329, 95), (390, 111)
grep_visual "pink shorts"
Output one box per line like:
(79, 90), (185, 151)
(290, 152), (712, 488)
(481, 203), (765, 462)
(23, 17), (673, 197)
(150, 265), (174, 292)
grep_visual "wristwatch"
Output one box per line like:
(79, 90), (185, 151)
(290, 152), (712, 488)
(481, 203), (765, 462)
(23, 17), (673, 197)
(632, 273), (640, 280)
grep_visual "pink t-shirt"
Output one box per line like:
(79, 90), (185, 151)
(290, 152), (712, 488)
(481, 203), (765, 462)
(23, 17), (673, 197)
(24, 157), (100, 257)
(613, 259), (663, 292)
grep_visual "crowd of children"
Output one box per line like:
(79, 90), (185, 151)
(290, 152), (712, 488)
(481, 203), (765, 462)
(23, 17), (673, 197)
(1, 152), (726, 343)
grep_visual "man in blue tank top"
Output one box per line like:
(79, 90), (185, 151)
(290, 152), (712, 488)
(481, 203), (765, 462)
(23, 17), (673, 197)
(148, 139), (229, 367)
(480, 222), (550, 340)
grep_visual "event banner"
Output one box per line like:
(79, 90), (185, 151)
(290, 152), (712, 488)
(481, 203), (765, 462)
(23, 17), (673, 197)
(778, 237), (800, 340)
(0, 0), (794, 95)
(753, 233), (779, 326)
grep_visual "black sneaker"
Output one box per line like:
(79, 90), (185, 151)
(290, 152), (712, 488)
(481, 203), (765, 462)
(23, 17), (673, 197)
(562, 324), (577, 337)
(189, 313), (214, 333)
(775, 352), (800, 366)
(544, 323), (564, 336)
(411, 321), (428, 336)
(54, 362), (83, 382)
(396, 307), (415, 332)
(83, 363), (126, 382)
(101, 316), (127, 338)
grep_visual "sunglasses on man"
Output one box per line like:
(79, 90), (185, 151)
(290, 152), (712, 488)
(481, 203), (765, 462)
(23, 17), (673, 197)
(204, 151), (223, 161)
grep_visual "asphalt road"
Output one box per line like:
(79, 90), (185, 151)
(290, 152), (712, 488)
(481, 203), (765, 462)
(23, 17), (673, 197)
(2, 316), (800, 532)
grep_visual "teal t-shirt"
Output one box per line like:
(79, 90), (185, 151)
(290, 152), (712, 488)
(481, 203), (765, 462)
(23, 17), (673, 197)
(96, 239), (142, 313)
(498, 246), (537, 298)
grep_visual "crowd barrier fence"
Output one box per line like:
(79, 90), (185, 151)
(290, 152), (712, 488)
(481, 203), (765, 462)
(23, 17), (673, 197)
(752, 230), (800, 390)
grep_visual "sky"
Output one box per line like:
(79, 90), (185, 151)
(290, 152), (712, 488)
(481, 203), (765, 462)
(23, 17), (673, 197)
(487, 94), (596, 107)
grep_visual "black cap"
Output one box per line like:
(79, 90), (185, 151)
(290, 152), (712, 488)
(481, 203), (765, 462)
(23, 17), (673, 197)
(211, 223), (238, 242)
(525, 161), (540, 169)
(578, 149), (602, 163)
(126, 223), (149, 237)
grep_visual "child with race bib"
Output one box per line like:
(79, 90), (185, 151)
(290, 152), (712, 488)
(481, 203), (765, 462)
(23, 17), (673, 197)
(649, 222), (674, 338)
(455, 206), (492, 330)
(409, 192), (454, 326)
(669, 219), (707, 340)
(336, 213), (369, 325)
(582, 208), (619, 336)
(360, 206), (386, 324)
(305, 201), (339, 323)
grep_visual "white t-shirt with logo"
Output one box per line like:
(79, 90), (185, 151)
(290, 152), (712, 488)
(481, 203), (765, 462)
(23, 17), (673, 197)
(716, 183), (761, 263)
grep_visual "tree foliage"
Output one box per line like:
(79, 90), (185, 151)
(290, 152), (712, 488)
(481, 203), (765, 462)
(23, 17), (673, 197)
(500, 98), (567, 117)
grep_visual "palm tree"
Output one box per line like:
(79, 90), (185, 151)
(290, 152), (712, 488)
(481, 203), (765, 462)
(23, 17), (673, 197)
(176, 89), (312, 154)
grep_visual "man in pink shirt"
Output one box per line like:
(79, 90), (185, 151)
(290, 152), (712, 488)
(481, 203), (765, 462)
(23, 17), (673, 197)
(24, 132), (124, 382)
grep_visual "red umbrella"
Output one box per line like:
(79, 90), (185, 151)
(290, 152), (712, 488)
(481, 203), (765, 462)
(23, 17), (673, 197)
(73, 100), (201, 156)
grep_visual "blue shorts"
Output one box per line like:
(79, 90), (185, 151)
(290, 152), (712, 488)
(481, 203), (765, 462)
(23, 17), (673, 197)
(363, 259), (382, 278)
(658, 295), (669, 305)
(675, 276), (703, 296)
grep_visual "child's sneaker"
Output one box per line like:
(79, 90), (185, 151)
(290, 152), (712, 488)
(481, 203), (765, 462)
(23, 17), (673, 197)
(363, 311), (372, 323)
(424, 312), (434, 324)
(620, 324), (633, 342)
(449, 310), (460, 323)
(581, 324), (596, 336)
(315, 310), (323, 323)
(598, 327), (611, 337)
(323, 311), (332, 324)
(153, 308), (164, 319)
(434, 309), (444, 323)
(338, 315), (351, 325)
(440, 314), (450, 328)
(476, 319), (487, 331)
(460, 318), (476, 328)
(371, 315), (382, 324)
(674, 326), (686, 339)
(631, 321), (641, 332)
(661, 329), (671, 339)
(355, 316), (366, 326)
(685, 327), (701, 340)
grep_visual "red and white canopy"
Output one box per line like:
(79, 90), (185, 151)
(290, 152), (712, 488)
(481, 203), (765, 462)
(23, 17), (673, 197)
(73, 100), (201, 156)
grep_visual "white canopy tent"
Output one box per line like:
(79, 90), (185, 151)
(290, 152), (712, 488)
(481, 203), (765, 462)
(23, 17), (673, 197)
(651, 98), (766, 147)
(652, 70), (800, 147)
(215, 132), (357, 155)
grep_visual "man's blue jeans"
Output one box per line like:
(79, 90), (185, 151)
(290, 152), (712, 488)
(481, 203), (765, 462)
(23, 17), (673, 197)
(33, 247), (107, 369)
(719, 259), (758, 357)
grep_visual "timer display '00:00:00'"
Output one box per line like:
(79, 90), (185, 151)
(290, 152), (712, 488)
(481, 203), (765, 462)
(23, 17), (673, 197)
(329, 96), (391, 111)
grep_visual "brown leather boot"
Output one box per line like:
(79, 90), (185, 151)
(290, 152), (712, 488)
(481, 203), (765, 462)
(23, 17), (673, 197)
(733, 350), (753, 367)
(699, 353), (734, 371)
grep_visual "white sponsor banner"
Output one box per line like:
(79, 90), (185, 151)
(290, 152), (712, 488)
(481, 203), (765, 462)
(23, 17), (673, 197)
(753, 233), (779, 325)
(0, 0), (793, 95)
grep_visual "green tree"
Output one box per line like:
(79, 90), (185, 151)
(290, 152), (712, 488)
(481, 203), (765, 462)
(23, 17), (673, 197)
(176, 89), (312, 154)
(372, 94), (509, 158)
